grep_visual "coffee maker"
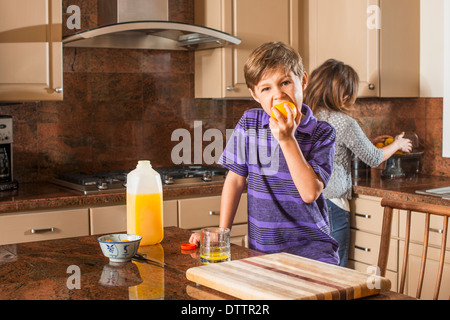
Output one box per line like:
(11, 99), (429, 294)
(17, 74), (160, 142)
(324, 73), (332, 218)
(0, 116), (18, 191)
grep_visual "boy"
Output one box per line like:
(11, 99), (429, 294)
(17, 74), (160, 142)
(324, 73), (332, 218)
(190, 42), (339, 264)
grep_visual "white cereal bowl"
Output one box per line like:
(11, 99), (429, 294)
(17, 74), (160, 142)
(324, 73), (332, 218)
(97, 234), (142, 262)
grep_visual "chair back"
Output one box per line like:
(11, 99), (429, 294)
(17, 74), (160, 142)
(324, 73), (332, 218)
(378, 199), (450, 300)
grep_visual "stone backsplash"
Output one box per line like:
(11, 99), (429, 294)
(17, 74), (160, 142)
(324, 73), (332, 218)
(0, 0), (448, 183)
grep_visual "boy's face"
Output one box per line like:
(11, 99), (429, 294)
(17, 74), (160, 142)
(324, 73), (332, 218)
(249, 68), (308, 116)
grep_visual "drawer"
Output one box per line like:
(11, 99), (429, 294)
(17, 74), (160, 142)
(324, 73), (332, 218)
(89, 200), (179, 235)
(178, 193), (247, 229)
(0, 208), (89, 245)
(349, 229), (398, 272)
(348, 260), (398, 292)
(350, 195), (398, 236)
(399, 210), (450, 250)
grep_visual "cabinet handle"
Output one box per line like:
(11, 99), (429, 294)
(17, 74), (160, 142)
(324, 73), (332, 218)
(209, 211), (220, 216)
(355, 213), (371, 219)
(368, 84), (375, 90)
(55, 87), (63, 93)
(354, 245), (371, 252)
(226, 86), (234, 92)
(31, 227), (55, 234)
(430, 228), (444, 234)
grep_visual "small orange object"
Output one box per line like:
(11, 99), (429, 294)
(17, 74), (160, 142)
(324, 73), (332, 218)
(181, 243), (196, 250)
(384, 137), (394, 146)
(271, 101), (297, 119)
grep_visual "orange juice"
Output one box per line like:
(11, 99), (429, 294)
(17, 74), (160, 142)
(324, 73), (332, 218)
(127, 193), (163, 245)
(126, 161), (163, 246)
(129, 244), (164, 300)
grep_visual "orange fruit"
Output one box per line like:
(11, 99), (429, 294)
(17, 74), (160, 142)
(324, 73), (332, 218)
(271, 101), (298, 119)
(375, 142), (384, 148)
(384, 137), (394, 146)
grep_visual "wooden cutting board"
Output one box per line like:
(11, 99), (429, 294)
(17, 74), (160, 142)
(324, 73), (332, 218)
(186, 253), (391, 300)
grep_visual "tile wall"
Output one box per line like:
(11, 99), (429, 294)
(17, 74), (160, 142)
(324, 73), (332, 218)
(0, 0), (448, 183)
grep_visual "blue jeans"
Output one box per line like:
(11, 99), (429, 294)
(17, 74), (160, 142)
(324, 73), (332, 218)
(326, 200), (350, 267)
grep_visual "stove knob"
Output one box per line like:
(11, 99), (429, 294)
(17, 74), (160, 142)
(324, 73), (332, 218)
(202, 172), (212, 182)
(163, 176), (174, 185)
(97, 182), (108, 190)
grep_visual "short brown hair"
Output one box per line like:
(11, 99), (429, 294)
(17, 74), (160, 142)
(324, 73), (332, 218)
(303, 59), (359, 114)
(244, 42), (305, 91)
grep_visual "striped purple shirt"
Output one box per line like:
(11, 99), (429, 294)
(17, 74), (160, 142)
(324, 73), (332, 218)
(219, 105), (339, 264)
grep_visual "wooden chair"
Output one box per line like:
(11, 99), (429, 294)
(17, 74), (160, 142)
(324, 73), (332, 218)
(378, 199), (450, 300)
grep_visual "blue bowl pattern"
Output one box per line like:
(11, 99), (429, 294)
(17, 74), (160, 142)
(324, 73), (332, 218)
(97, 234), (142, 262)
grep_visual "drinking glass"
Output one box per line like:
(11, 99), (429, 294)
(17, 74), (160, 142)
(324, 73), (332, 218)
(200, 227), (230, 264)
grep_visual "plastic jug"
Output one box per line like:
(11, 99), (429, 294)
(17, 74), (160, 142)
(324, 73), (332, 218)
(126, 160), (163, 245)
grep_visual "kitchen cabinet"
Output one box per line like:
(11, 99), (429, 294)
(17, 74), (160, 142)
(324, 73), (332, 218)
(89, 195), (249, 247)
(0, 0), (63, 101)
(348, 195), (398, 291)
(349, 194), (450, 299)
(0, 208), (89, 245)
(194, 0), (300, 98)
(397, 209), (450, 300)
(89, 200), (178, 235)
(398, 241), (450, 300)
(302, 0), (420, 97)
(179, 193), (248, 247)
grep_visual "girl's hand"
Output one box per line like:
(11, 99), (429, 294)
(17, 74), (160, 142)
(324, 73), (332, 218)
(394, 132), (413, 153)
(371, 135), (393, 145)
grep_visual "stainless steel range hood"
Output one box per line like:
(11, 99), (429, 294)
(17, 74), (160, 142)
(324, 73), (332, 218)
(62, 0), (241, 50)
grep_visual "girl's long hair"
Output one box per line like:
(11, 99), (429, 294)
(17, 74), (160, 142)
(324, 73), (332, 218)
(304, 59), (359, 115)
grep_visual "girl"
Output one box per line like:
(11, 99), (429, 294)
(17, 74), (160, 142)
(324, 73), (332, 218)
(304, 59), (412, 267)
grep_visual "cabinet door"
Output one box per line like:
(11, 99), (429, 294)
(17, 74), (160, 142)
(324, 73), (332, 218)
(399, 241), (450, 300)
(306, 0), (380, 97)
(195, 0), (299, 98)
(0, 0), (63, 101)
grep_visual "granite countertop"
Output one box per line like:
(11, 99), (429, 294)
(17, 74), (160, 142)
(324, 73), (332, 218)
(0, 226), (412, 301)
(0, 180), (227, 213)
(0, 227), (260, 300)
(0, 170), (448, 214)
(352, 169), (450, 206)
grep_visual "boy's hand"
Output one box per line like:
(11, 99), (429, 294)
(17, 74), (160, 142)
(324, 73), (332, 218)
(269, 103), (302, 142)
(189, 232), (200, 247)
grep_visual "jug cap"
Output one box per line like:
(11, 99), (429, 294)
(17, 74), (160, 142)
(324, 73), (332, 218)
(137, 160), (152, 167)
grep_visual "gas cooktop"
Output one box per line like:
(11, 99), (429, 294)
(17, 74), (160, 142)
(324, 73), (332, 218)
(51, 165), (228, 195)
